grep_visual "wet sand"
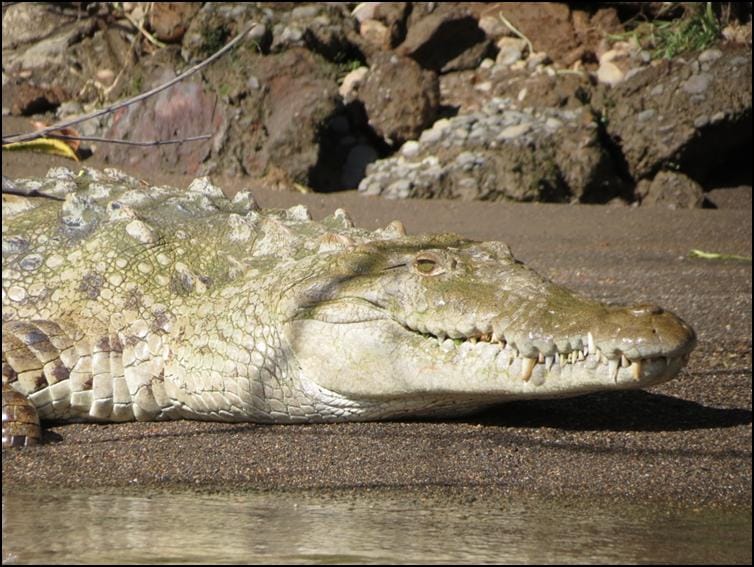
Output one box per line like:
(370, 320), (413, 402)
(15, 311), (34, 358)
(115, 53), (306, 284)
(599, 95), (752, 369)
(2, 151), (751, 507)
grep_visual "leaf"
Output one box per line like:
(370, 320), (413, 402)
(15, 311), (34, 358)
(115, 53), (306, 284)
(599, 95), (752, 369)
(2, 138), (80, 161)
(689, 249), (751, 262)
(31, 121), (82, 152)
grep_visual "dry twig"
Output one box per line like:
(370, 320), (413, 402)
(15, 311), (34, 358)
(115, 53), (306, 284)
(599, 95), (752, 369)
(46, 133), (212, 147)
(497, 12), (534, 56)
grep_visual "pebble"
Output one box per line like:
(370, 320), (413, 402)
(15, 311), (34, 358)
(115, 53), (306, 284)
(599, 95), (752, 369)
(597, 61), (624, 86)
(401, 140), (421, 158)
(498, 123), (531, 140)
(496, 45), (523, 67)
(698, 48), (723, 63)
(386, 179), (411, 199)
(693, 115), (709, 128)
(419, 128), (443, 144)
(339, 67), (368, 98)
(455, 151), (473, 167)
(682, 73), (712, 95)
(527, 52), (549, 69)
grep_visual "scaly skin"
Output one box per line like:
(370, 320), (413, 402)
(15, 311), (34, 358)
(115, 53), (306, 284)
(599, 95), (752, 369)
(1, 167), (696, 447)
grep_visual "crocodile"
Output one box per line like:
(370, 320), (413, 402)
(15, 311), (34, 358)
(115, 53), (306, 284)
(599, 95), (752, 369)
(2, 167), (696, 447)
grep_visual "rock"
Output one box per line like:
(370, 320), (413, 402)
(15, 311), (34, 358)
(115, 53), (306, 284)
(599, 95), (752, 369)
(681, 73), (712, 95)
(102, 46), (342, 186)
(698, 48), (723, 63)
(722, 21), (752, 45)
(2, 3), (72, 50)
(496, 37), (528, 67)
(239, 48), (341, 184)
(597, 60), (625, 86)
(397, 7), (491, 72)
(636, 171), (705, 209)
(1, 3), (103, 112)
(482, 4), (577, 66)
(596, 40), (646, 87)
(272, 5), (365, 62)
(100, 51), (224, 176)
(359, 19), (391, 50)
(359, 97), (620, 203)
(339, 66), (368, 99)
(358, 52), (440, 147)
(599, 47), (752, 184)
(478, 13), (512, 41)
(401, 140), (421, 158)
(149, 2), (202, 43)
(351, 3), (378, 23)
(182, 3), (364, 63)
(371, 2), (410, 49)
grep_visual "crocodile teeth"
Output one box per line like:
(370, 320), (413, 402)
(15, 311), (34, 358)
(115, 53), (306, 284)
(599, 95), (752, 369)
(620, 354), (630, 368)
(608, 358), (620, 383)
(587, 332), (596, 355)
(544, 355), (554, 372)
(520, 357), (536, 381)
(630, 360), (642, 381)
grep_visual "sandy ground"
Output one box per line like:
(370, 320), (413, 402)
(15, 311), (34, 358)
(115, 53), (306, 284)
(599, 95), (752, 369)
(2, 146), (751, 507)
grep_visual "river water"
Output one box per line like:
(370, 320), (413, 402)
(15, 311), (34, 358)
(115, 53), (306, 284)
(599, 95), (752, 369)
(2, 488), (750, 564)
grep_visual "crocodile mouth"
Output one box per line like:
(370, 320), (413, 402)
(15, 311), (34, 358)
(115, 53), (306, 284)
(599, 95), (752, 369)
(402, 324), (693, 385)
(296, 297), (694, 387)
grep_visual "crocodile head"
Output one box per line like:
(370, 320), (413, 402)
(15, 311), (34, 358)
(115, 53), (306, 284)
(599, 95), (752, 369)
(284, 234), (696, 419)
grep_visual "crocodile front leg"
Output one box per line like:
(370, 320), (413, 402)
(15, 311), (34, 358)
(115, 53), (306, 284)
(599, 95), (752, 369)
(1, 318), (151, 447)
(2, 381), (41, 448)
(2, 319), (79, 447)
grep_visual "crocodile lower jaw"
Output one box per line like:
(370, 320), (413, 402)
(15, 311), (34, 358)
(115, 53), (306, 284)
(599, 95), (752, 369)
(404, 325), (692, 385)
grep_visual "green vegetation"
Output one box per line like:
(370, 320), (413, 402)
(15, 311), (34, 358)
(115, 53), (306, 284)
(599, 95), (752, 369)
(201, 25), (230, 57)
(611, 3), (722, 60)
(129, 73), (143, 97)
(217, 83), (231, 98)
(334, 58), (364, 81)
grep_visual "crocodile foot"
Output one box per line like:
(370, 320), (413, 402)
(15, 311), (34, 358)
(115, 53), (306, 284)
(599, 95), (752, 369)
(2, 382), (41, 448)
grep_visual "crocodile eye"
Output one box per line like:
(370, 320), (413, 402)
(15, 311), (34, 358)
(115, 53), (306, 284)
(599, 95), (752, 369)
(416, 259), (436, 273)
(413, 252), (444, 276)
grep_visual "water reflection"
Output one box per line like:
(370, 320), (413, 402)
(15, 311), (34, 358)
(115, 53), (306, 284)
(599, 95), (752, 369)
(2, 489), (751, 564)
